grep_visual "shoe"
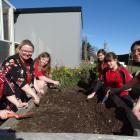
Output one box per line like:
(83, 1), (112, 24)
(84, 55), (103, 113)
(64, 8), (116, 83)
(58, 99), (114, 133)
(87, 92), (96, 99)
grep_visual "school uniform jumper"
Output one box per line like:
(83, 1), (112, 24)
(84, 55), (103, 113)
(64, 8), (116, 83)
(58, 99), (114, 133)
(104, 67), (133, 108)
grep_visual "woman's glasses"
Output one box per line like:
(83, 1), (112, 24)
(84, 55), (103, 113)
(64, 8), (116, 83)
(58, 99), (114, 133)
(21, 49), (33, 54)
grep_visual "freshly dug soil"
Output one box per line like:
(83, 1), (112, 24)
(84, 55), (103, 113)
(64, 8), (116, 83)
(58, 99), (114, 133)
(15, 87), (133, 135)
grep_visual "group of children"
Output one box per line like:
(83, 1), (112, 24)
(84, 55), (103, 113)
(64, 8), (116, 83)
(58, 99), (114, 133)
(87, 49), (134, 108)
(87, 40), (140, 121)
(0, 39), (140, 123)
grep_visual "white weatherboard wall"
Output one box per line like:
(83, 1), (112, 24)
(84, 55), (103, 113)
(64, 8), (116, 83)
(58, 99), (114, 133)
(14, 11), (81, 68)
(0, 0), (15, 63)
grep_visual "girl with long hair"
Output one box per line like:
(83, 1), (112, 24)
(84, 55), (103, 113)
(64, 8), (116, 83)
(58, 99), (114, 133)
(87, 49), (107, 99)
(34, 52), (59, 94)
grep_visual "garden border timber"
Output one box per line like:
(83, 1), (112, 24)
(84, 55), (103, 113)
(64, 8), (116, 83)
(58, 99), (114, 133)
(109, 94), (140, 136)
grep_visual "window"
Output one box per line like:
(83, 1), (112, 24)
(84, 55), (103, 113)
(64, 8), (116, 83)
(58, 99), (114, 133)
(0, 0), (15, 61)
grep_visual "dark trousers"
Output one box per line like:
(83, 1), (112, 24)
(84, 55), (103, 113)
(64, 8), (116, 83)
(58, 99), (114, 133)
(121, 94), (134, 109)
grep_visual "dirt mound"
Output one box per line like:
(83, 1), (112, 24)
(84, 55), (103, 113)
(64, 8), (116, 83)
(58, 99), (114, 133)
(15, 87), (133, 135)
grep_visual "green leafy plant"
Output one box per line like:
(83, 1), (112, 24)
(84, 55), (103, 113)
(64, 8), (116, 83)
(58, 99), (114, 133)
(52, 66), (80, 88)
(78, 61), (97, 83)
(52, 62), (97, 89)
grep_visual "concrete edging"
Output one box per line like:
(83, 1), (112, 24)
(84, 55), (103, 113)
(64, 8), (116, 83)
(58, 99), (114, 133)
(0, 132), (140, 140)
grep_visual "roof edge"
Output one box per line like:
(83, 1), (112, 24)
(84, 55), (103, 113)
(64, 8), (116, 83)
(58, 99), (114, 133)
(15, 6), (82, 14)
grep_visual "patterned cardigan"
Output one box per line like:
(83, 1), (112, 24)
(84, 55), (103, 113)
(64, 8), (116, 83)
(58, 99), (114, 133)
(1, 53), (34, 98)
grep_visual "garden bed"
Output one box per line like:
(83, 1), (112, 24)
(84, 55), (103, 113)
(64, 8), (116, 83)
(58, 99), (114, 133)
(13, 86), (134, 135)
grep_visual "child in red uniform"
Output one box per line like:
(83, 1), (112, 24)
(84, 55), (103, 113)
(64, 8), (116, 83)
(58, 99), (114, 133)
(104, 52), (134, 108)
(34, 52), (59, 94)
(87, 49), (107, 99)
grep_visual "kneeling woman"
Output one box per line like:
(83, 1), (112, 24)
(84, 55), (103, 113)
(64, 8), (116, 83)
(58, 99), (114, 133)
(1, 39), (40, 110)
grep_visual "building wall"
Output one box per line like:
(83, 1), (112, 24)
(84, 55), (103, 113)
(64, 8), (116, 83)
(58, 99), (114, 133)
(14, 11), (82, 68)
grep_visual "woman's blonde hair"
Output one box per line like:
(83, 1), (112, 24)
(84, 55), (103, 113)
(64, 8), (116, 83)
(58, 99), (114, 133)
(18, 39), (34, 51)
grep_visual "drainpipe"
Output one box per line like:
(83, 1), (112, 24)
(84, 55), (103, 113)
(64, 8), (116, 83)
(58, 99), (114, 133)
(9, 6), (15, 55)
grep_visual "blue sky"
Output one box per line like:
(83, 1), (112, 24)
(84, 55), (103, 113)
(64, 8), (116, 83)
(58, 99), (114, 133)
(9, 0), (140, 55)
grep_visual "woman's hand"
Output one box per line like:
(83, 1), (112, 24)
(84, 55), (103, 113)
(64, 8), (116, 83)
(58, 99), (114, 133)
(22, 84), (40, 105)
(0, 110), (15, 119)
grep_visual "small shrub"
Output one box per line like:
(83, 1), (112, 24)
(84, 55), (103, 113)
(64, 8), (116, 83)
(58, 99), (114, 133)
(52, 66), (80, 88)
(52, 62), (97, 89)
(78, 61), (97, 84)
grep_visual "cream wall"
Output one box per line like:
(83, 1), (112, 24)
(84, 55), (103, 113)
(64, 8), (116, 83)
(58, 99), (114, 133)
(14, 9), (82, 68)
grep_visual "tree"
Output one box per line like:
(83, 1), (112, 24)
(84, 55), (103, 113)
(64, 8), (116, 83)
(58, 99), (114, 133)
(82, 37), (97, 61)
(87, 43), (96, 59)
(82, 36), (88, 61)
